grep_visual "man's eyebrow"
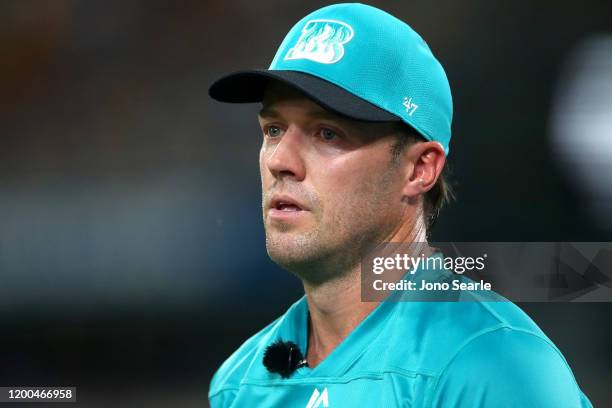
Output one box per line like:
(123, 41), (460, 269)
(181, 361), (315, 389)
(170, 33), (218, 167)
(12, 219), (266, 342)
(258, 107), (279, 118)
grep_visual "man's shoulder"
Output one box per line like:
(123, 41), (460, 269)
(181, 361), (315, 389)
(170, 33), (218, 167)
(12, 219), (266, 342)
(377, 297), (592, 405)
(209, 298), (305, 396)
(209, 317), (278, 393)
(382, 296), (552, 373)
(430, 325), (592, 407)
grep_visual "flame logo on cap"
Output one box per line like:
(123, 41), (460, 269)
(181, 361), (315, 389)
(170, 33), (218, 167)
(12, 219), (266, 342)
(285, 19), (354, 64)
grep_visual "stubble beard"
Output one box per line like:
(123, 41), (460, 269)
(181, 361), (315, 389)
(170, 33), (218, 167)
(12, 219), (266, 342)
(264, 164), (401, 286)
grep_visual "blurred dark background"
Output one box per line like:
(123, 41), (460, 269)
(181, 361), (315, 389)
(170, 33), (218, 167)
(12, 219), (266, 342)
(1, 0), (611, 406)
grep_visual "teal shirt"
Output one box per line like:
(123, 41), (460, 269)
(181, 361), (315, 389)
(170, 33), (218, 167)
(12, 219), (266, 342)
(209, 277), (593, 407)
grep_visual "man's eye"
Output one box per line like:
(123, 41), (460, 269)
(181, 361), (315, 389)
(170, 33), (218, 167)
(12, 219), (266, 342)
(266, 126), (283, 138)
(320, 128), (338, 141)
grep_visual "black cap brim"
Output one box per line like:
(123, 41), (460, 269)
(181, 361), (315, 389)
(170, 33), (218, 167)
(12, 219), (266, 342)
(208, 70), (400, 122)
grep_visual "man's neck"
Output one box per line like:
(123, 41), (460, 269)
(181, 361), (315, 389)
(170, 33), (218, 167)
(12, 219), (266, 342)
(303, 268), (377, 368)
(302, 214), (429, 368)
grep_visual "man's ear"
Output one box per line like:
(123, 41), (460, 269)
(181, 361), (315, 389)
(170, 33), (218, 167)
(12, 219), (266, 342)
(400, 141), (446, 198)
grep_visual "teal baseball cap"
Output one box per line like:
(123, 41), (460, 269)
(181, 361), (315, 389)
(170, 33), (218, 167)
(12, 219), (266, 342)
(209, 3), (453, 153)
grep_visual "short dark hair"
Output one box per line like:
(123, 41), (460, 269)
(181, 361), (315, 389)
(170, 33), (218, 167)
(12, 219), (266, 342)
(391, 123), (455, 234)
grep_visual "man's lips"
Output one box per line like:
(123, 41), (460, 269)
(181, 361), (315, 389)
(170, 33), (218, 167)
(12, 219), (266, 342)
(269, 194), (308, 212)
(267, 194), (310, 219)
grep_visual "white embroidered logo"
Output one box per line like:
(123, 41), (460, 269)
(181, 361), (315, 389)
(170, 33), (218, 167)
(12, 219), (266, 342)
(305, 387), (329, 408)
(403, 97), (419, 116)
(285, 19), (354, 64)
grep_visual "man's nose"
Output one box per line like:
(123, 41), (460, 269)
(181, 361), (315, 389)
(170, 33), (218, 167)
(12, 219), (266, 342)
(265, 127), (306, 181)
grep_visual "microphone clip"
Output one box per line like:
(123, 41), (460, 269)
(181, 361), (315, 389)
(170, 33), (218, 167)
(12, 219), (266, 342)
(263, 340), (308, 378)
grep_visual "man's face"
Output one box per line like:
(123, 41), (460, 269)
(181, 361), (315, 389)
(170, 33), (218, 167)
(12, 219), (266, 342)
(258, 83), (407, 284)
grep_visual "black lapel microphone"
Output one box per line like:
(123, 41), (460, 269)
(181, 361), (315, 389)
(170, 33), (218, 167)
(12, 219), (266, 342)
(263, 340), (308, 378)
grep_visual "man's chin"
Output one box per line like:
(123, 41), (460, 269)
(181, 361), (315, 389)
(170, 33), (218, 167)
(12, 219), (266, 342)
(264, 236), (348, 284)
(265, 235), (316, 267)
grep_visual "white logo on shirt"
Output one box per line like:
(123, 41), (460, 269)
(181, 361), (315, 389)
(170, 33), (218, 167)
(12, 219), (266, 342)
(305, 387), (329, 408)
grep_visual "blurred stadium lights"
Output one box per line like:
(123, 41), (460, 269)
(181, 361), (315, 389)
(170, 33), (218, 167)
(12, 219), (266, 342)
(550, 35), (612, 229)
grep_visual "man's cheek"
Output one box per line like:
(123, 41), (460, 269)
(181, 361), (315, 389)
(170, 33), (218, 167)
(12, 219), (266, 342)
(259, 146), (271, 175)
(259, 162), (273, 186)
(316, 160), (363, 188)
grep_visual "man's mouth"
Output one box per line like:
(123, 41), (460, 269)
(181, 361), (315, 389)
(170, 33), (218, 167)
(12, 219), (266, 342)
(276, 202), (302, 212)
(268, 195), (308, 219)
(270, 194), (306, 211)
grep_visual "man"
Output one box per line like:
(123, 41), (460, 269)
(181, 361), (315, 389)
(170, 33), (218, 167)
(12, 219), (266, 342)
(208, 3), (592, 407)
